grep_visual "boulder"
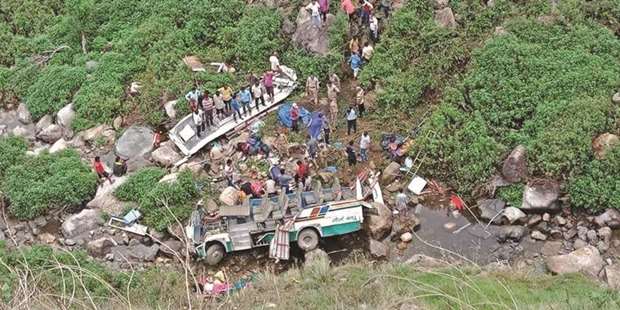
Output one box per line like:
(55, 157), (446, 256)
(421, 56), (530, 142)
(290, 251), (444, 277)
(87, 237), (116, 257)
(369, 239), (389, 258)
(37, 124), (63, 143)
(503, 207), (526, 224)
(364, 202), (393, 240)
(115, 125), (154, 159)
(17, 103), (32, 124)
(62, 209), (103, 240)
(381, 162), (401, 184)
(85, 60), (99, 72)
(531, 230), (547, 241)
(151, 140), (182, 167)
(592, 133), (620, 160)
(400, 232), (413, 243)
(160, 239), (184, 256)
(304, 248), (330, 266)
(502, 145), (527, 183)
(545, 246), (604, 279)
(291, 8), (335, 56)
(164, 100), (178, 119)
(113, 116), (123, 130)
(521, 179), (560, 211)
(612, 92), (620, 104)
(38, 232), (56, 244)
(497, 225), (526, 242)
(86, 175), (129, 215)
(598, 227), (612, 244)
(594, 209), (620, 229)
(432, 0), (449, 9)
(81, 124), (114, 143)
(49, 138), (68, 153)
(434, 8), (456, 28)
(12, 125), (35, 141)
(391, 213), (420, 237)
(541, 241), (563, 256)
(605, 264), (620, 290)
(219, 186), (240, 207)
(56, 103), (76, 129)
(35, 115), (53, 134)
(573, 238), (588, 250)
(478, 199), (505, 223)
(112, 244), (160, 262)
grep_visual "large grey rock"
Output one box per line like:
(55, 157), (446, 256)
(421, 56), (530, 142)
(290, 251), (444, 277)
(605, 264), (620, 290)
(49, 138), (68, 153)
(17, 103), (32, 124)
(503, 207), (526, 224)
(497, 225), (526, 242)
(545, 246), (604, 279)
(115, 125), (154, 159)
(37, 124), (63, 143)
(87, 237), (116, 257)
(86, 175), (129, 215)
(369, 239), (389, 258)
(434, 7), (456, 28)
(432, 0), (449, 9)
(382, 162), (401, 184)
(291, 8), (335, 56)
(592, 133), (620, 160)
(612, 92), (620, 104)
(62, 209), (103, 239)
(80, 124), (115, 143)
(594, 209), (620, 229)
(304, 248), (330, 266)
(151, 140), (182, 167)
(478, 199), (505, 223)
(35, 115), (53, 134)
(164, 100), (177, 119)
(12, 125), (35, 141)
(85, 60), (99, 72)
(521, 180), (560, 211)
(56, 103), (76, 129)
(502, 145), (527, 183)
(112, 244), (159, 262)
(364, 202), (393, 240)
(159, 239), (184, 256)
(531, 230), (547, 241)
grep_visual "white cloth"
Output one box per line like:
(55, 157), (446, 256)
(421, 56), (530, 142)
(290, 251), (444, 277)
(265, 179), (277, 194)
(306, 3), (321, 16)
(360, 134), (371, 150)
(192, 111), (203, 125)
(269, 56), (280, 71)
(347, 109), (357, 121)
(362, 45), (374, 59)
(370, 17), (379, 32)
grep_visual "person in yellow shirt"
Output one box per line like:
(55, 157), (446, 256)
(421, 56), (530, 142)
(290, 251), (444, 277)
(218, 85), (233, 113)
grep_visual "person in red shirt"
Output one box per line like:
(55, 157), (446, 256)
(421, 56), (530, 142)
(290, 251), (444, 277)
(93, 156), (113, 184)
(153, 130), (162, 148)
(294, 160), (309, 188)
(263, 70), (275, 103)
(290, 103), (300, 132)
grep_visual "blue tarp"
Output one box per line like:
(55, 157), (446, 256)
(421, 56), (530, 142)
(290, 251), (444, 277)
(278, 102), (311, 128)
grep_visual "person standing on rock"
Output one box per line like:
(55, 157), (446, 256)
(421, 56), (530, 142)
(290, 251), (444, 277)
(185, 86), (202, 106)
(192, 108), (205, 137)
(93, 156), (114, 185)
(213, 91), (226, 121)
(306, 1), (322, 28)
(201, 93), (215, 128)
(263, 70), (275, 103)
(327, 82), (340, 125)
(395, 189), (408, 216)
(346, 106), (358, 135)
(306, 75), (320, 105)
(294, 160), (309, 188)
(112, 156), (127, 177)
(359, 131), (370, 162)
(252, 81), (265, 110)
(319, 0), (330, 23)
(291, 103), (301, 132)
(218, 85), (233, 113)
(355, 86), (366, 117)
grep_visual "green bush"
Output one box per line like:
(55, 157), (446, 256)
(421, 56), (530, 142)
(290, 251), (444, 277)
(569, 146), (620, 211)
(496, 184), (524, 208)
(114, 167), (166, 203)
(0, 136), (27, 177)
(24, 65), (87, 120)
(2, 150), (98, 220)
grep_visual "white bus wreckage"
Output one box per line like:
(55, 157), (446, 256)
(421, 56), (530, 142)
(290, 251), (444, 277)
(168, 66), (297, 164)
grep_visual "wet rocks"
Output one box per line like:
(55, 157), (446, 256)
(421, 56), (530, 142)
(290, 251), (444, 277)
(364, 202), (393, 240)
(478, 199), (505, 224)
(151, 140), (182, 167)
(594, 209), (620, 229)
(87, 237), (116, 257)
(369, 239), (389, 258)
(37, 124), (63, 143)
(86, 175), (129, 215)
(502, 145), (527, 183)
(605, 264), (620, 290)
(434, 7), (456, 28)
(521, 179), (560, 211)
(545, 246), (604, 279)
(17, 103), (32, 124)
(497, 225), (526, 242)
(503, 207), (526, 224)
(61, 209), (103, 240)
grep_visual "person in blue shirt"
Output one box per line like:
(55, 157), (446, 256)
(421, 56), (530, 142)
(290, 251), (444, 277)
(231, 93), (243, 122)
(349, 52), (362, 79)
(240, 87), (252, 116)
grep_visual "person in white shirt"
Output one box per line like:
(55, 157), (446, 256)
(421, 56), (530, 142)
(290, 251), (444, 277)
(359, 131), (371, 162)
(224, 159), (234, 187)
(265, 178), (278, 197)
(346, 107), (357, 135)
(269, 52), (280, 72)
(192, 109), (205, 138)
(369, 14), (379, 42)
(306, 1), (322, 28)
(251, 81), (265, 110)
(362, 42), (374, 61)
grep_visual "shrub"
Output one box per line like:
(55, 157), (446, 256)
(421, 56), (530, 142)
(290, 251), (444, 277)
(569, 146), (620, 211)
(0, 136), (27, 177)
(114, 167), (166, 203)
(24, 65), (87, 120)
(496, 184), (524, 208)
(2, 150), (98, 220)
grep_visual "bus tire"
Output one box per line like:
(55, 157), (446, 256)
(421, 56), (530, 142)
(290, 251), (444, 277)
(205, 243), (225, 265)
(297, 228), (319, 251)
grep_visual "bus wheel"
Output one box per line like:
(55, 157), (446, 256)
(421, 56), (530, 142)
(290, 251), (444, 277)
(297, 228), (319, 251)
(205, 243), (225, 265)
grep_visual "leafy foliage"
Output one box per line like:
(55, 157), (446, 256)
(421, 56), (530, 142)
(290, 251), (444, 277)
(569, 146), (620, 211)
(114, 167), (166, 203)
(0, 136), (27, 177)
(2, 150), (98, 220)
(496, 184), (524, 208)
(24, 65), (86, 120)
